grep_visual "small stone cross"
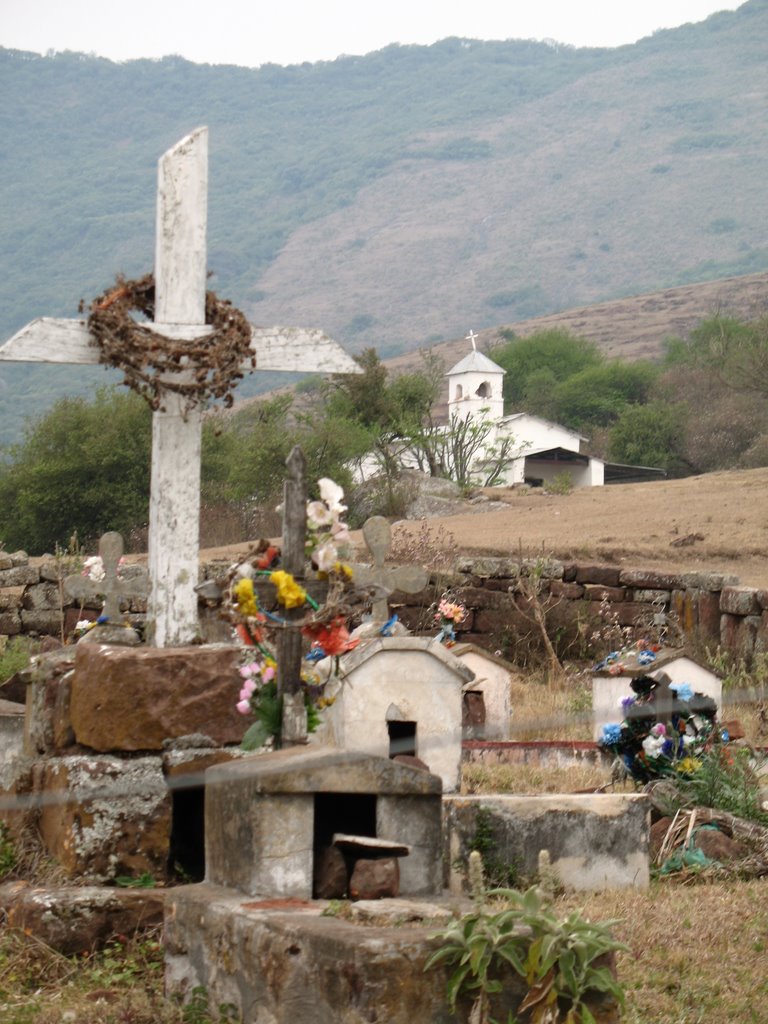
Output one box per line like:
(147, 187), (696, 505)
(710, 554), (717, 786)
(64, 531), (149, 620)
(351, 517), (428, 625)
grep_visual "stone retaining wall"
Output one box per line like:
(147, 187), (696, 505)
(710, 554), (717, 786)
(1, 551), (767, 663)
(391, 558), (768, 664)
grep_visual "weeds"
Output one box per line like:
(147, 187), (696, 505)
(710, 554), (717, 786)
(425, 853), (626, 1024)
(0, 636), (34, 686)
(0, 824), (15, 880)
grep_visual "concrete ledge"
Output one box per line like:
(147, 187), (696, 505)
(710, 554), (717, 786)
(165, 883), (620, 1024)
(444, 793), (650, 892)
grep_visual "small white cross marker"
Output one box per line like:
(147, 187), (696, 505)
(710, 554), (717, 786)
(466, 329), (478, 351)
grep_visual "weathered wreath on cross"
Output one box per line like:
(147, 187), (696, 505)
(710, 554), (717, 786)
(82, 272), (254, 410)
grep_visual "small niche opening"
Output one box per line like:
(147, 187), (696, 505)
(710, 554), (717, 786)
(313, 792), (377, 898)
(169, 785), (206, 883)
(475, 380), (491, 398)
(314, 792), (377, 848)
(388, 720), (417, 759)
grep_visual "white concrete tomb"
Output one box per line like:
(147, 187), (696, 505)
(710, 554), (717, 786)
(311, 637), (474, 792)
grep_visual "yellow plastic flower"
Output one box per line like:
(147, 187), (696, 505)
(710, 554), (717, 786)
(270, 570), (308, 609)
(233, 577), (259, 617)
(676, 756), (702, 776)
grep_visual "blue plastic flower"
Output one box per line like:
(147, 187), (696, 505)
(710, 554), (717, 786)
(599, 722), (622, 746)
(620, 695), (636, 711)
(671, 682), (694, 702)
(637, 650), (656, 666)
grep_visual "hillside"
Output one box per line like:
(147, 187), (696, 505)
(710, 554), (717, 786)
(0, 0), (766, 443)
(381, 270), (768, 415)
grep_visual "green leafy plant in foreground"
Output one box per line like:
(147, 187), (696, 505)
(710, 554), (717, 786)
(425, 853), (626, 1023)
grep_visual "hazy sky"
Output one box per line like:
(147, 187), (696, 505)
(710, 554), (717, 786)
(2, 0), (743, 67)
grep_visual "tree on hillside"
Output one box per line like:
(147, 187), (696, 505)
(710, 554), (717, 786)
(490, 329), (604, 410)
(0, 389), (151, 554)
(547, 361), (659, 429)
(607, 402), (689, 474)
(678, 314), (768, 397)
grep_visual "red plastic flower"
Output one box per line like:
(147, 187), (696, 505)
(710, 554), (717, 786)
(302, 617), (359, 657)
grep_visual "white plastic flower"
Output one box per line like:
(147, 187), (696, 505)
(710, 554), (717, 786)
(83, 556), (105, 582)
(318, 478), (346, 513)
(314, 540), (339, 572)
(307, 500), (334, 528)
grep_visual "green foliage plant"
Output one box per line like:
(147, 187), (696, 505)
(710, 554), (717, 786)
(0, 822), (16, 880)
(0, 387), (151, 554)
(0, 636), (34, 684)
(425, 856), (627, 1024)
(490, 330), (604, 412)
(673, 746), (768, 826)
(546, 472), (573, 496)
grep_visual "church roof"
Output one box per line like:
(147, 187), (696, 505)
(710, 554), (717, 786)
(446, 350), (504, 376)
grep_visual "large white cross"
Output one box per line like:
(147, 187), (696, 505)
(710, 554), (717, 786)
(0, 127), (360, 648)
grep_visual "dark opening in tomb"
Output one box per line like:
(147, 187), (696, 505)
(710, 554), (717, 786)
(388, 720), (417, 758)
(313, 792), (377, 898)
(169, 785), (206, 882)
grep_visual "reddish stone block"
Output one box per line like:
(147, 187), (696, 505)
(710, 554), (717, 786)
(35, 755), (172, 881)
(574, 565), (621, 587)
(70, 643), (244, 751)
(672, 589), (722, 641)
(549, 580), (585, 599)
(611, 601), (651, 627)
(583, 584), (625, 603)
(720, 614), (761, 658)
(1, 881), (165, 954)
(349, 857), (400, 900)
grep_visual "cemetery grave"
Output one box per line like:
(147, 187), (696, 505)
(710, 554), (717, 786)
(2, 127), (768, 1023)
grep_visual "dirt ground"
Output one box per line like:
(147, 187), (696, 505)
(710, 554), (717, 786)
(199, 466), (768, 589)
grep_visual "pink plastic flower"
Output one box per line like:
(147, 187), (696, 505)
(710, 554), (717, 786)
(236, 699), (252, 715)
(239, 679), (257, 700)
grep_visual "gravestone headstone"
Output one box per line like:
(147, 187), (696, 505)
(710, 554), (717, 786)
(64, 532), (147, 645)
(350, 516), (428, 633)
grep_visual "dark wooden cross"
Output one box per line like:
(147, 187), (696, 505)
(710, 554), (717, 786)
(276, 446), (308, 746)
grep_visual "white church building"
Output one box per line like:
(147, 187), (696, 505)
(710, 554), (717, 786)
(445, 342), (605, 489)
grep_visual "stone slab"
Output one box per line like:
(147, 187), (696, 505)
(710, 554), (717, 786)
(165, 884), (619, 1024)
(444, 793), (650, 892)
(70, 643), (244, 750)
(1, 880), (165, 954)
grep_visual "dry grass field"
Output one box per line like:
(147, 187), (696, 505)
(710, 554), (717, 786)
(385, 467), (768, 589)
(199, 465), (768, 588)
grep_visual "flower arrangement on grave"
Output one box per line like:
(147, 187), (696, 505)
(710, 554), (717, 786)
(598, 673), (722, 783)
(434, 596), (467, 645)
(227, 478), (364, 749)
(82, 554), (126, 582)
